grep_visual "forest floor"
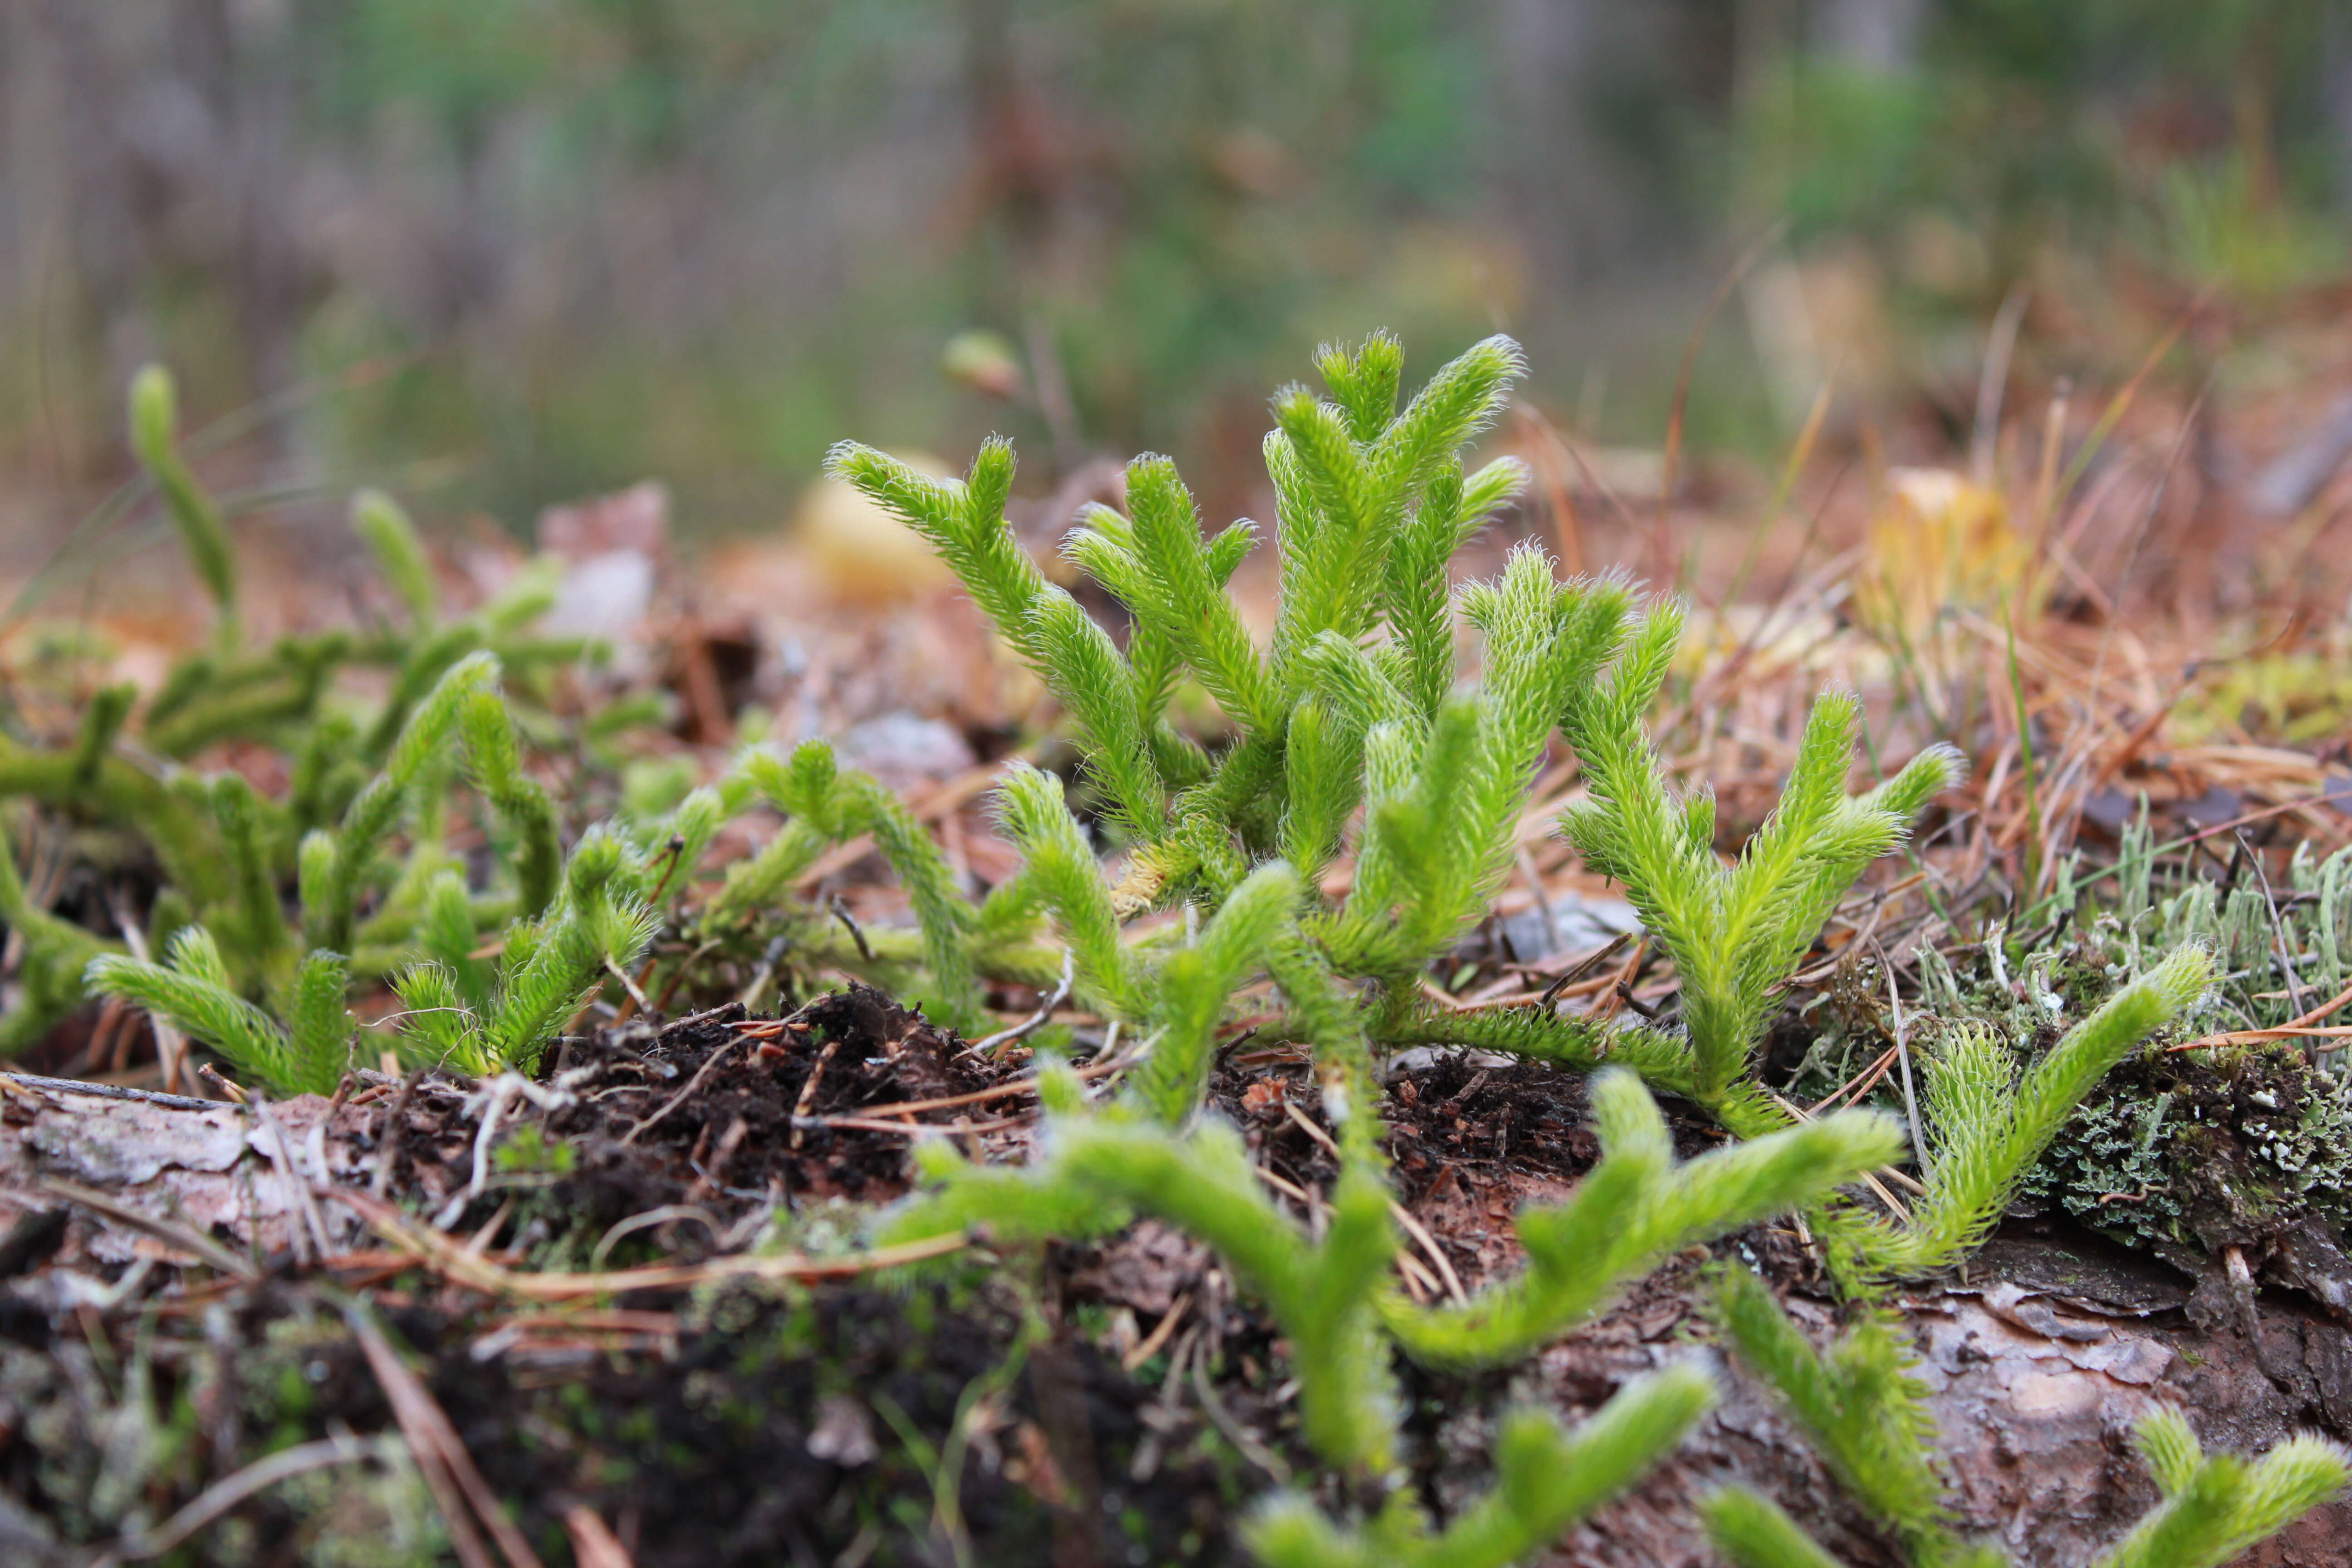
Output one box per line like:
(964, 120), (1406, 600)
(5, 304), (2352, 1565)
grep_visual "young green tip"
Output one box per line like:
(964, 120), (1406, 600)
(2145, 941), (2219, 1014)
(128, 364), (177, 462)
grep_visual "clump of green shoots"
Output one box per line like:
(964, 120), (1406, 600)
(0, 366), (616, 1070)
(83, 654), (661, 1088)
(826, 331), (1964, 1133)
(8, 340), (2333, 1568)
(834, 333), (2315, 1565)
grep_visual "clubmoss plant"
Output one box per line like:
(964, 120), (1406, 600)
(1378, 1070), (1903, 1367)
(1, 338), (2330, 1564)
(882, 1057), (1895, 1560)
(0, 368), (626, 1065)
(1245, 1363), (1718, 1568)
(1708, 1265), (2349, 1568)
(828, 333), (1970, 1132)
(1824, 946), (2217, 1284)
(842, 334), (2301, 1565)
(1714, 1267), (1992, 1568)
(88, 932), (350, 1098)
(78, 648), (669, 1092)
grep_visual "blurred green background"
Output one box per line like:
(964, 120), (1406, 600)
(2, 0), (2347, 546)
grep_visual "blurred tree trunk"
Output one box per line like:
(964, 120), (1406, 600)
(32, 0), (156, 463)
(1498, 0), (1610, 293)
(2325, 10), (2352, 213)
(177, 0), (303, 456)
(1815, 0), (1927, 74)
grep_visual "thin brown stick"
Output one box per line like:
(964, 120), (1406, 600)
(2281, 977), (2352, 1032)
(1878, 946), (1926, 1172)
(344, 1299), (545, 1568)
(802, 1057), (1126, 1124)
(1120, 1293), (1192, 1374)
(106, 1434), (405, 1562)
(965, 953), (1075, 1058)
(788, 1036), (842, 1151)
(1387, 1200), (1468, 1306)
(802, 1111), (1032, 1138)
(564, 1504), (638, 1568)
(620, 1041), (737, 1147)
(327, 1186), (967, 1302)
(1808, 1046), (1899, 1115)
(0, 1071), (218, 1111)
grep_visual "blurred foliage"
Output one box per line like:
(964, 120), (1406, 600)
(4, 0), (2348, 536)
(1732, 0), (2350, 305)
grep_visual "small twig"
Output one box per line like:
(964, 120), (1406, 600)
(1270, 1102), (1465, 1301)
(1879, 946), (1927, 1179)
(1539, 933), (1632, 1006)
(197, 1064), (248, 1104)
(344, 1298), (546, 1568)
(620, 1041), (738, 1147)
(642, 833), (690, 903)
(1120, 1293), (1192, 1374)
(829, 894), (876, 964)
(1761, 1094), (1919, 1218)
(662, 1000), (751, 1034)
(2282, 977), (2352, 1031)
(588, 1205), (721, 1272)
(462, 1200), (514, 1259)
(1282, 1099), (1342, 1159)
(2168, 1024), (2352, 1054)
(691, 1114), (752, 1200)
(653, 940), (718, 1015)
(788, 1037), (842, 1151)
(251, 1094), (336, 1264)
(2165, 968), (2352, 1054)
(563, 1504), (639, 1568)
(799, 1057), (1127, 1124)
(1808, 1046), (1898, 1115)
(2239, 829), (2309, 1026)
(965, 953), (1074, 1058)
(605, 954), (658, 1024)
(0, 1072), (218, 1111)
(1613, 980), (1665, 1021)
(1387, 1200), (1468, 1306)
(326, 1186), (967, 1301)
(796, 1111), (1030, 1138)
(104, 1434), (406, 1562)
(1589, 939), (1648, 1021)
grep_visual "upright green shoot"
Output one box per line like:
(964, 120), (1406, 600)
(128, 365), (238, 652)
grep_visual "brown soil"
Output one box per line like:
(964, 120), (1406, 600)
(7, 987), (2352, 1566)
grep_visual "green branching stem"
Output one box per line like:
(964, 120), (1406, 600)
(1834, 945), (2216, 1284)
(87, 927), (339, 1096)
(129, 365), (239, 652)
(1382, 1071), (1901, 1368)
(2091, 1411), (2350, 1568)
(1246, 1364), (1716, 1568)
